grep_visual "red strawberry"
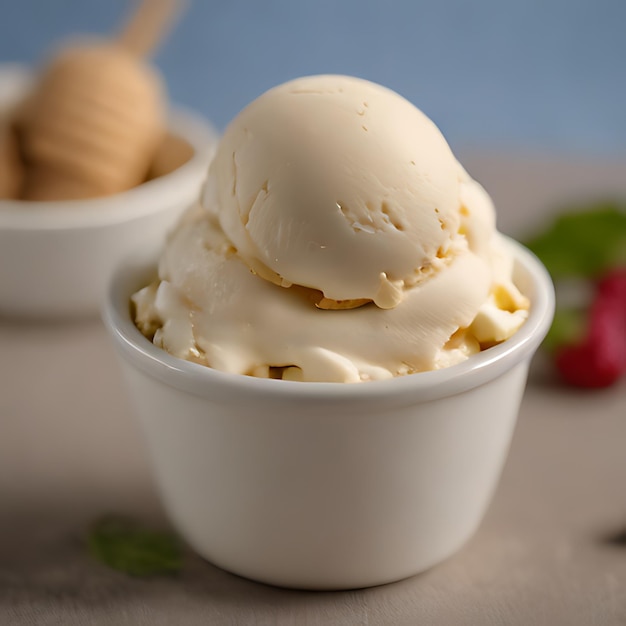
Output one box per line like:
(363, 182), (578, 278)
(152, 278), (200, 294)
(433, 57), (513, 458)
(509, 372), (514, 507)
(555, 340), (623, 389)
(555, 267), (626, 388)
(597, 267), (626, 302)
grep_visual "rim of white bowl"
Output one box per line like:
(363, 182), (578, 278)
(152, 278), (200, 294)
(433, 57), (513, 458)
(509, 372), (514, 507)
(0, 107), (218, 230)
(102, 237), (555, 407)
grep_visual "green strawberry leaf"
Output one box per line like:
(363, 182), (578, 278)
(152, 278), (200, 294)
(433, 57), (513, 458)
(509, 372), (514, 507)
(525, 200), (625, 353)
(87, 515), (183, 577)
(525, 201), (626, 280)
(542, 307), (587, 353)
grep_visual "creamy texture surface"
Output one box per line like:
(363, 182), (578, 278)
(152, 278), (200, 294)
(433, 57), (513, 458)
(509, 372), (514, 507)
(133, 75), (529, 382)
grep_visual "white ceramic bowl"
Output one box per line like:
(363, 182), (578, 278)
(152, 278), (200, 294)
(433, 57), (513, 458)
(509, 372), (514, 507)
(103, 238), (554, 590)
(0, 65), (218, 319)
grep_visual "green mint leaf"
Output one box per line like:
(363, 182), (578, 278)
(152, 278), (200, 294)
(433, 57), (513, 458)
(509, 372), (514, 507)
(525, 201), (626, 280)
(87, 515), (183, 577)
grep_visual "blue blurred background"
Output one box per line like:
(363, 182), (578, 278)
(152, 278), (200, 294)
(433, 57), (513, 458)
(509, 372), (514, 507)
(0, 0), (624, 157)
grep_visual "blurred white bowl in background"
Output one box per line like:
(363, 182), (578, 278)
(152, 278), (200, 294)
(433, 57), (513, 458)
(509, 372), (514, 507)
(0, 64), (218, 319)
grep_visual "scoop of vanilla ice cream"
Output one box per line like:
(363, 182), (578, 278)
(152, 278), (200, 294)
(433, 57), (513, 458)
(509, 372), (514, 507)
(203, 74), (461, 309)
(133, 75), (529, 382)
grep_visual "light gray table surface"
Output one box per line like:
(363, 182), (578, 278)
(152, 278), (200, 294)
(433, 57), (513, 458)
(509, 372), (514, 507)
(1, 154), (625, 625)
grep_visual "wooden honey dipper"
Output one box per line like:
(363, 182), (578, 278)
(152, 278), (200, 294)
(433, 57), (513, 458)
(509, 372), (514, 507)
(0, 117), (24, 199)
(19, 0), (184, 201)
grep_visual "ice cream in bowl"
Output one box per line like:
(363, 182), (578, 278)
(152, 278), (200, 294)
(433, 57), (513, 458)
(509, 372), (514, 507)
(103, 75), (554, 589)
